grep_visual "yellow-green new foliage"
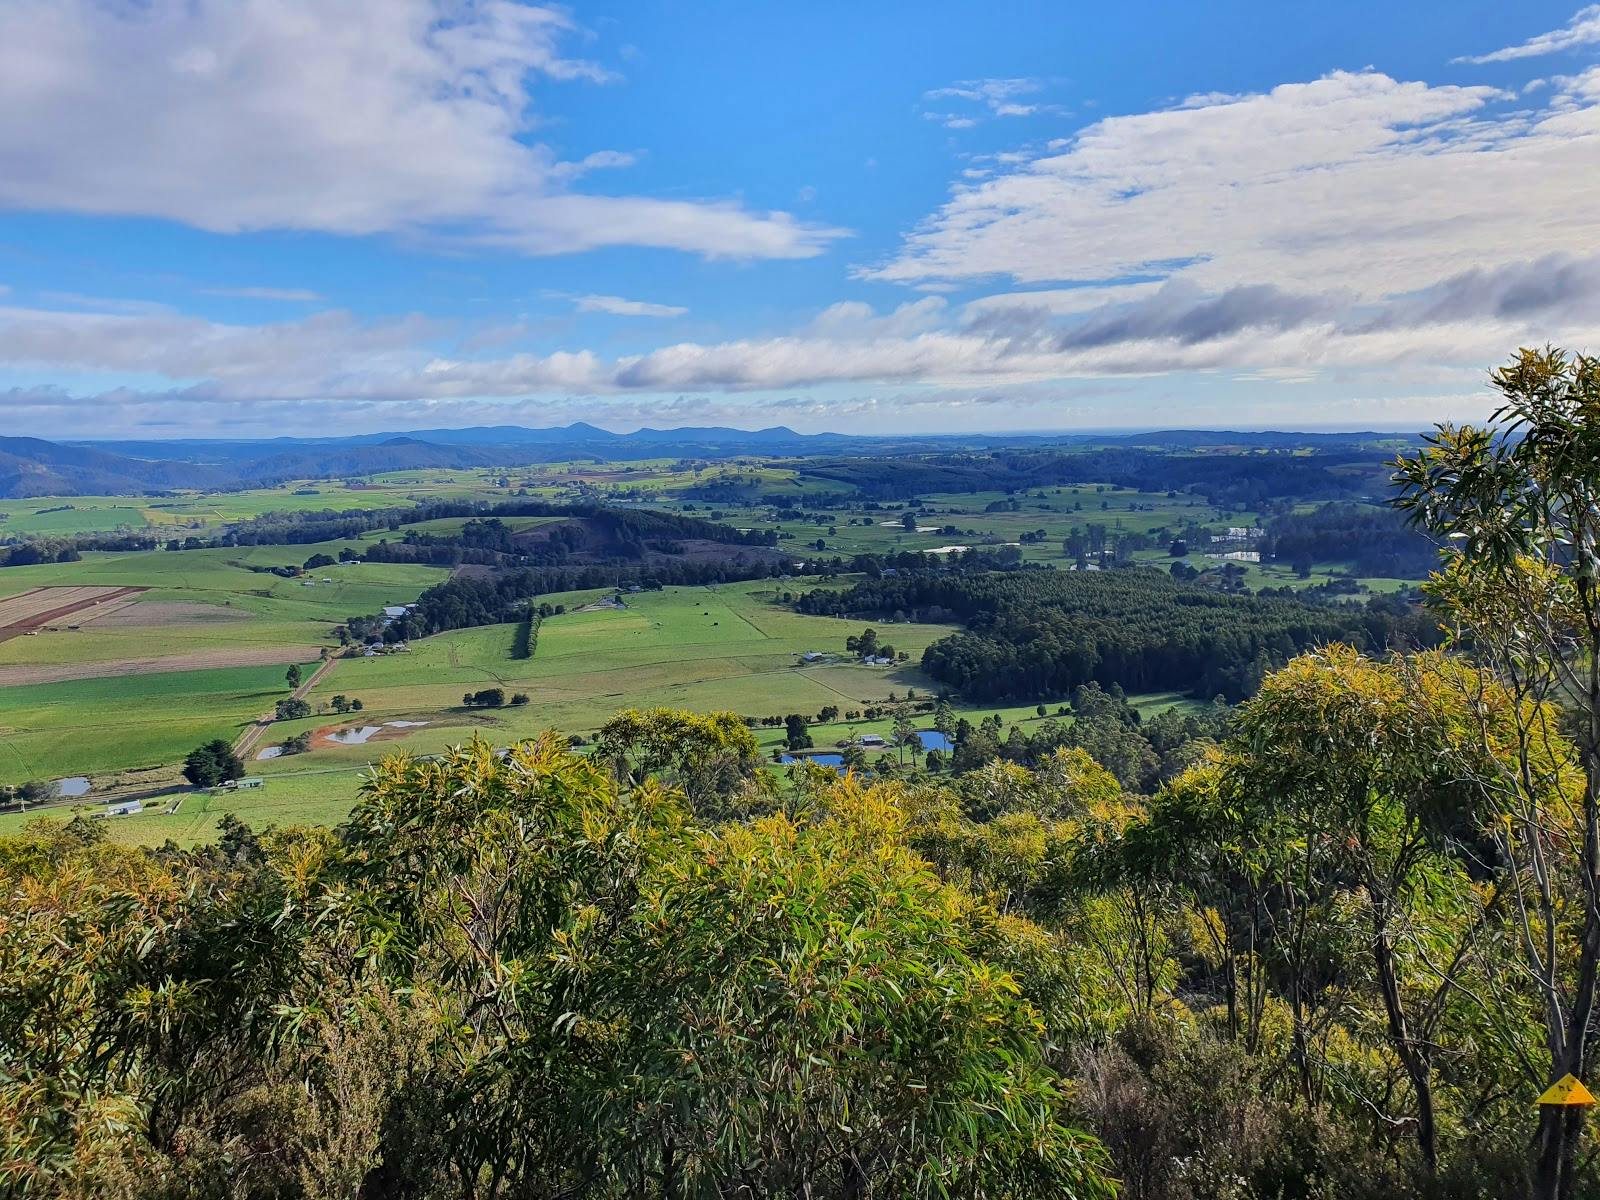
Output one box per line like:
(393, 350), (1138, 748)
(337, 734), (1115, 1200)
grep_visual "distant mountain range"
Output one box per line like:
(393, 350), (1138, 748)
(0, 425), (1414, 499)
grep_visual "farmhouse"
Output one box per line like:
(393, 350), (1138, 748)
(859, 734), (886, 747)
(105, 800), (143, 817)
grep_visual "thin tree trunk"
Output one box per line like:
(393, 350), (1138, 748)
(1370, 909), (1436, 1171)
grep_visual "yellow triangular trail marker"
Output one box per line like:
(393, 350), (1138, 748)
(1536, 1074), (1596, 1107)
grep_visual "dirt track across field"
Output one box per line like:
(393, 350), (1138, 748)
(234, 655), (340, 760)
(0, 644), (326, 687)
(0, 586), (148, 643)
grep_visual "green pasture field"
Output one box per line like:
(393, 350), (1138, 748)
(0, 455), (1422, 809)
(246, 580), (958, 771)
(0, 550), (450, 787)
(0, 660), (320, 786)
(2, 685), (1205, 848)
(0, 764), (370, 845)
(0, 499), (153, 537)
(679, 485), (1267, 568)
(0, 551), (449, 671)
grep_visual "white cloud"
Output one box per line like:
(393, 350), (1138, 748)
(7, 64), (1600, 426)
(1455, 5), (1600, 64)
(4, 282), (1595, 409)
(573, 294), (687, 318)
(961, 283), (1164, 321)
(867, 69), (1600, 312)
(807, 297), (948, 339)
(921, 77), (1061, 128)
(0, 0), (841, 259)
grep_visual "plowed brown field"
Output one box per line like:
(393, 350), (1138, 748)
(0, 586), (147, 643)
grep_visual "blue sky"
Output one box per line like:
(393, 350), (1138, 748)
(1, 0), (1598, 437)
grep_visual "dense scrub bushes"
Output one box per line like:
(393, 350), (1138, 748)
(0, 737), (1115, 1199)
(2, 641), (1592, 1197)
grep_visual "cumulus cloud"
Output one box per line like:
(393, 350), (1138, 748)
(573, 294), (688, 318)
(5, 278), (1596, 413)
(7, 60), (1600, 428)
(1455, 5), (1600, 64)
(0, 0), (841, 259)
(867, 69), (1600, 303)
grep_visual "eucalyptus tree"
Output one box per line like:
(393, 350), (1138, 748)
(1395, 346), (1600, 1199)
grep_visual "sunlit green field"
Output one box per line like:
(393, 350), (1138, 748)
(0, 452), (1419, 828)
(0, 550), (451, 787)
(268, 580), (960, 771)
(0, 765), (370, 844)
(0, 660), (317, 785)
(0, 552), (448, 670)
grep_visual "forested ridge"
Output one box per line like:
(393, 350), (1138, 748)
(799, 566), (1438, 700)
(798, 444), (1392, 504)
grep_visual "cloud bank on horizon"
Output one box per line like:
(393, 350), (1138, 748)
(0, 0), (1597, 436)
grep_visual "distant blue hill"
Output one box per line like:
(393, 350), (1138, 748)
(0, 425), (1415, 499)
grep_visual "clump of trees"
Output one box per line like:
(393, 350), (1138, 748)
(0, 780), (58, 809)
(804, 566), (1440, 702)
(181, 738), (244, 787)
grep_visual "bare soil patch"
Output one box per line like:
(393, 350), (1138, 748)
(0, 586), (147, 643)
(0, 644), (323, 687)
(95, 600), (253, 627)
(309, 719), (435, 751)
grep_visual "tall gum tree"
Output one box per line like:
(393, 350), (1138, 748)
(1395, 346), (1600, 1200)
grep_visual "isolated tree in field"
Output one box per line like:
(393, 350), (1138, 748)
(784, 713), (812, 751)
(182, 739), (244, 788)
(274, 697), (311, 721)
(331, 695), (349, 714)
(1394, 346), (1600, 1200)
(284, 664), (302, 690)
